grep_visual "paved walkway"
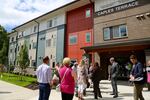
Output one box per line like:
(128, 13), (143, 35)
(0, 80), (149, 100)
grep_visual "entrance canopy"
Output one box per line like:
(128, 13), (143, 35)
(81, 38), (150, 53)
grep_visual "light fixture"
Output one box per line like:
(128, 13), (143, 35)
(146, 13), (150, 17)
(136, 15), (141, 20)
(140, 14), (145, 19)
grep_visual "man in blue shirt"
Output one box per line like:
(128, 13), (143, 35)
(130, 55), (145, 100)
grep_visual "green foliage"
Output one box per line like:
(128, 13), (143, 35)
(0, 25), (8, 65)
(17, 42), (30, 80)
(0, 73), (36, 87)
(17, 43), (30, 70)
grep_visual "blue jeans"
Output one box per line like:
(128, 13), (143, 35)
(39, 83), (51, 100)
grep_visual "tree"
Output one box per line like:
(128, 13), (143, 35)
(0, 25), (8, 65)
(0, 25), (8, 78)
(17, 42), (30, 80)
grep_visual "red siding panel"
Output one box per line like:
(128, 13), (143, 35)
(65, 3), (94, 62)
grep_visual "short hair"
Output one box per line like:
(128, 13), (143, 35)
(130, 55), (137, 59)
(110, 57), (115, 61)
(63, 57), (71, 65)
(43, 56), (49, 63)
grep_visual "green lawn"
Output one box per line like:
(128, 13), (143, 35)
(0, 73), (37, 87)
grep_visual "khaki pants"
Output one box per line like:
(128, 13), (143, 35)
(133, 83), (145, 100)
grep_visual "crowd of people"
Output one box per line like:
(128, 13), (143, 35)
(36, 55), (150, 100)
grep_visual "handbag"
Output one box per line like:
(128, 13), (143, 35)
(56, 68), (69, 92)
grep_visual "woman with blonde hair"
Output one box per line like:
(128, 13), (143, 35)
(77, 60), (88, 100)
(59, 57), (77, 100)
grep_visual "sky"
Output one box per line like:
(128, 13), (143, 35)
(0, 0), (74, 32)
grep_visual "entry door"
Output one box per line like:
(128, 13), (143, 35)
(37, 33), (46, 66)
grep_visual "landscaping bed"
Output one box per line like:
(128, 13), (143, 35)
(0, 73), (38, 90)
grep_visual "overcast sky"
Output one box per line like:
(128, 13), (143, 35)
(0, 0), (74, 32)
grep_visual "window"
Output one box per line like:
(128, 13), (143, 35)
(46, 39), (51, 47)
(69, 35), (77, 45)
(32, 42), (37, 49)
(85, 32), (91, 43)
(103, 24), (127, 40)
(33, 26), (37, 32)
(119, 25), (127, 37)
(86, 9), (91, 18)
(18, 46), (20, 51)
(53, 17), (57, 26)
(11, 37), (14, 42)
(48, 20), (52, 28)
(113, 26), (120, 38)
(29, 44), (31, 49)
(31, 60), (36, 67)
(10, 49), (13, 53)
(103, 28), (111, 40)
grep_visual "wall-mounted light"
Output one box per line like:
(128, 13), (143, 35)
(146, 13), (150, 17)
(140, 14), (146, 19)
(136, 15), (141, 20)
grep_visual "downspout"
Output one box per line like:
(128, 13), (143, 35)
(89, 0), (95, 63)
(34, 20), (40, 68)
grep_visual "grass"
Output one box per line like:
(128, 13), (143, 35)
(0, 73), (37, 87)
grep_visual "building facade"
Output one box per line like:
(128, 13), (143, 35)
(66, 3), (94, 62)
(82, 0), (150, 79)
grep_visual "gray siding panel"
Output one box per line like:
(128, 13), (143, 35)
(37, 31), (46, 66)
(56, 25), (65, 63)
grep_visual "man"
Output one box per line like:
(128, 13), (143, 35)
(36, 56), (53, 100)
(109, 57), (119, 98)
(130, 55), (145, 100)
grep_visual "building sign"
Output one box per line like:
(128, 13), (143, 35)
(95, 1), (139, 17)
(95, 0), (136, 12)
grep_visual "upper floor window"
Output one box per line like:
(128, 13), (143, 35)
(33, 26), (37, 33)
(86, 8), (91, 18)
(53, 17), (57, 27)
(11, 37), (14, 42)
(69, 35), (77, 45)
(85, 32), (91, 43)
(32, 42), (37, 49)
(46, 39), (51, 47)
(48, 20), (52, 28)
(103, 24), (127, 40)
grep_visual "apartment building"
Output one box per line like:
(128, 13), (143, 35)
(8, 0), (95, 68)
(82, 0), (150, 79)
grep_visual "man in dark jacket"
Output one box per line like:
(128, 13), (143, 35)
(91, 62), (102, 99)
(130, 55), (145, 100)
(109, 57), (119, 98)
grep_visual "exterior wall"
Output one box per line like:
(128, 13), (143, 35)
(37, 31), (46, 66)
(29, 34), (37, 67)
(66, 3), (93, 62)
(45, 28), (57, 67)
(56, 25), (65, 63)
(39, 13), (66, 31)
(94, 1), (150, 44)
(9, 43), (16, 65)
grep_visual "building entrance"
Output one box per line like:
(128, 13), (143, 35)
(99, 50), (145, 80)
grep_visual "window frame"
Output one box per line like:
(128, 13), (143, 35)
(103, 24), (128, 41)
(85, 8), (91, 18)
(85, 32), (91, 43)
(69, 35), (78, 45)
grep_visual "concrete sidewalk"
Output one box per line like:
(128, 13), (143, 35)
(0, 80), (149, 100)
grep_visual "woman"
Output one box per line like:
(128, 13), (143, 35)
(77, 60), (88, 100)
(59, 57), (77, 100)
(92, 62), (102, 99)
